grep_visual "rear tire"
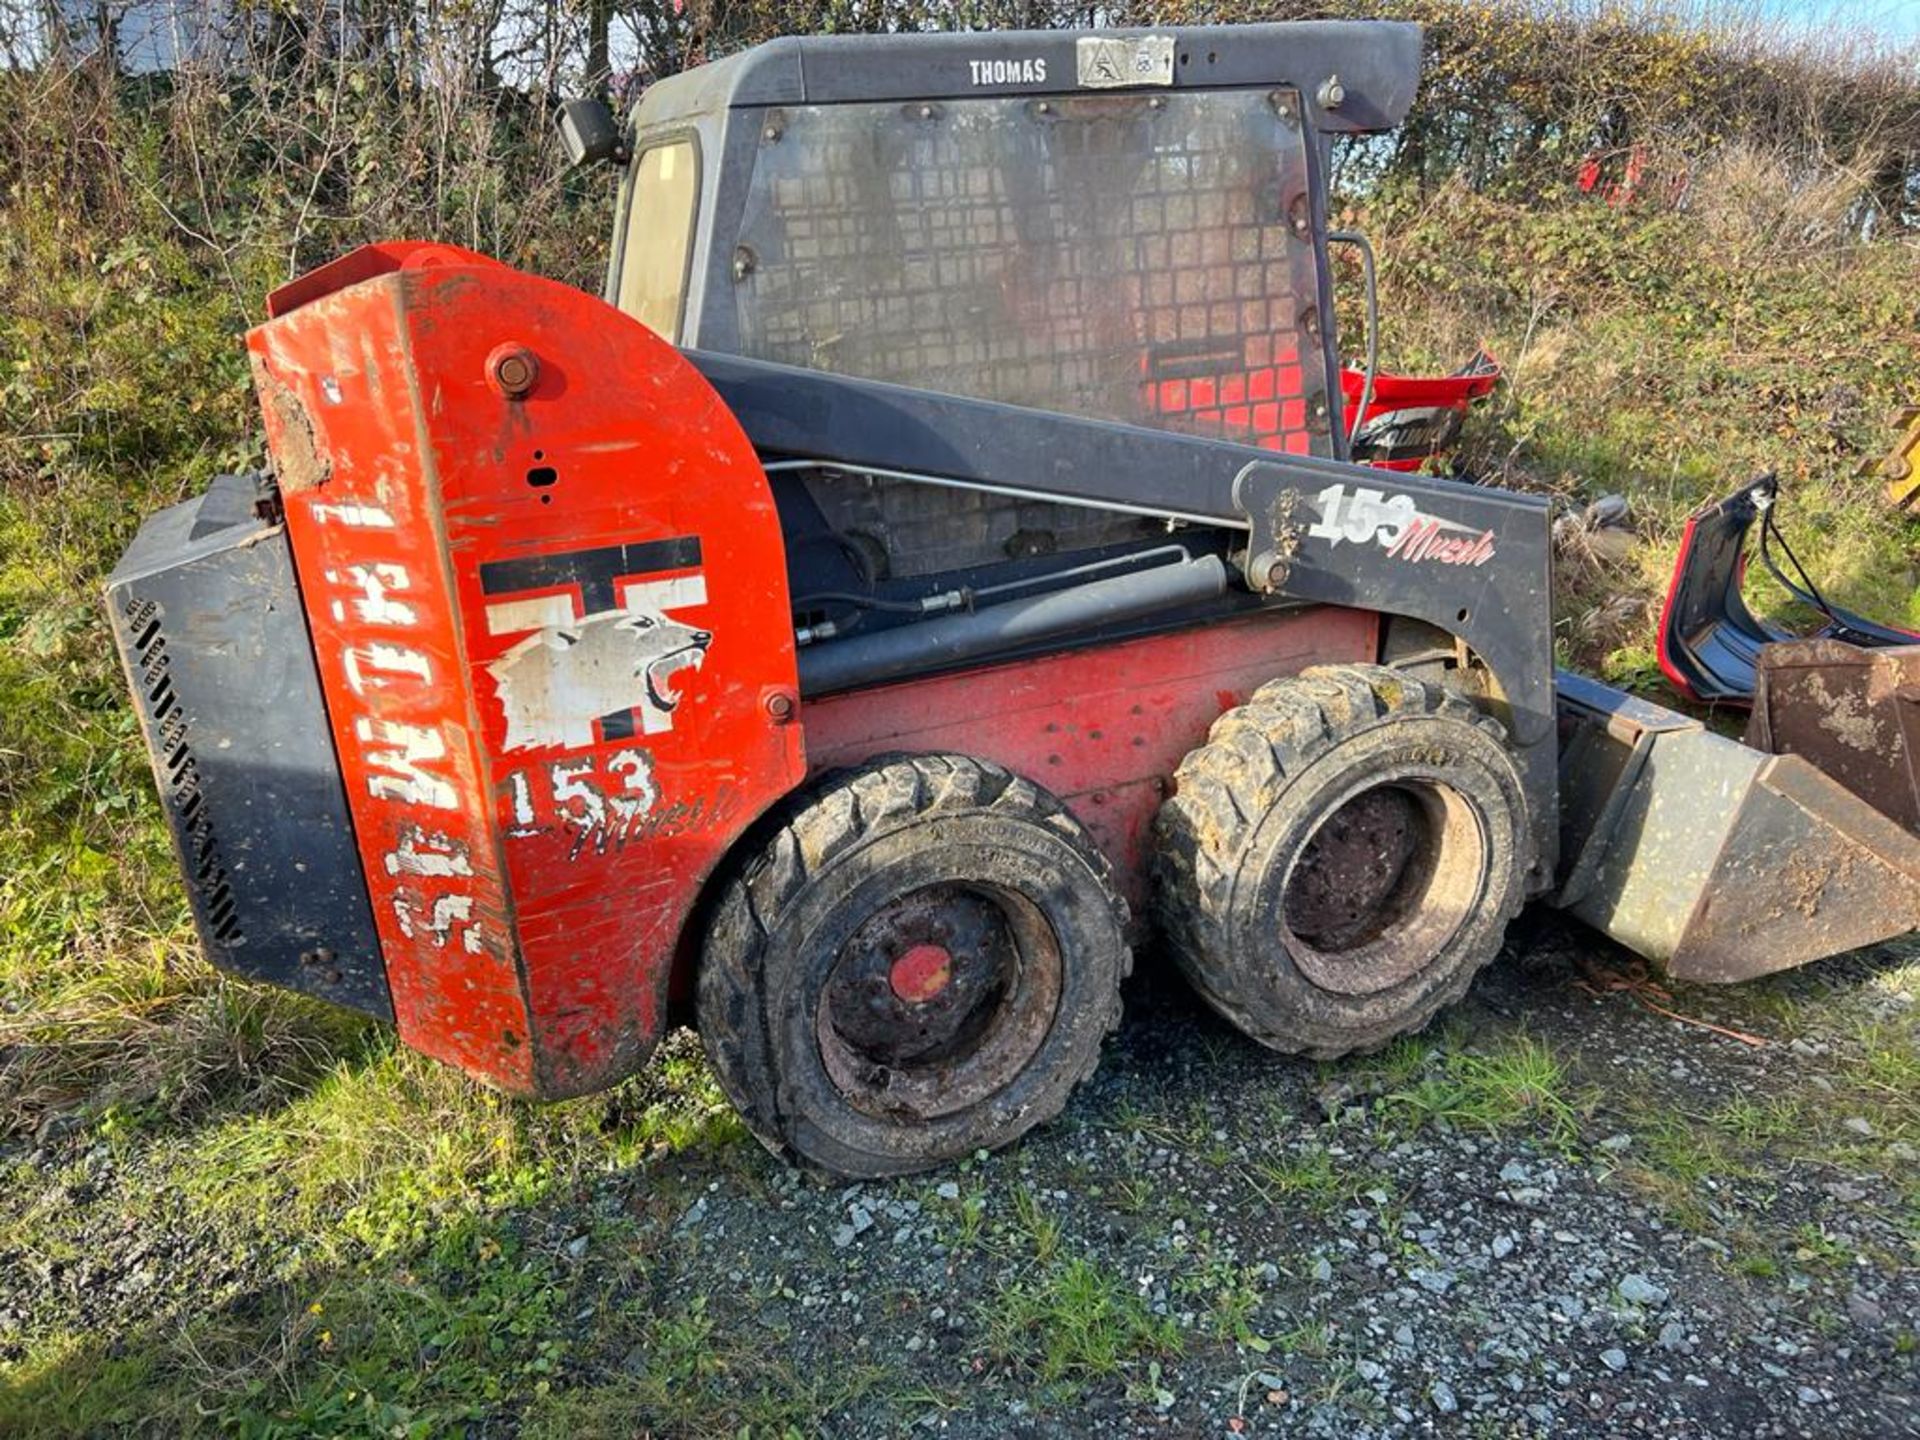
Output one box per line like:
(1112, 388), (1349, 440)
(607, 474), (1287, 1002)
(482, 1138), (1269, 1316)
(1154, 664), (1526, 1059)
(698, 754), (1129, 1179)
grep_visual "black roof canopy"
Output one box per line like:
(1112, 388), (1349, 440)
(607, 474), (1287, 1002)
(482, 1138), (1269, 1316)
(631, 22), (1422, 134)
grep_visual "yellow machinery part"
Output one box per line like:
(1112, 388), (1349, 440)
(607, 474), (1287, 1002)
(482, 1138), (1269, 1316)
(1880, 403), (1920, 511)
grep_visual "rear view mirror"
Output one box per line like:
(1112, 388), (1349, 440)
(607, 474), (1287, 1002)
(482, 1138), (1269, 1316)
(557, 99), (626, 169)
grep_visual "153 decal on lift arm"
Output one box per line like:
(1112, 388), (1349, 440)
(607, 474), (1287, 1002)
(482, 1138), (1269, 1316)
(1305, 483), (1497, 567)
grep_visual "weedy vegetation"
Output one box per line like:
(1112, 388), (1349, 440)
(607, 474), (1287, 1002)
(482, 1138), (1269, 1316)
(1378, 1033), (1585, 1148)
(986, 1254), (1184, 1388)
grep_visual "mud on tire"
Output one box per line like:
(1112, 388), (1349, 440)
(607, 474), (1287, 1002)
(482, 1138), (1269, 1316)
(698, 754), (1130, 1179)
(1153, 664), (1527, 1059)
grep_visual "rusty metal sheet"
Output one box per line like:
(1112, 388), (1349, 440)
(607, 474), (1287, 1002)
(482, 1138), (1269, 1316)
(1745, 639), (1920, 835)
(1668, 752), (1920, 982)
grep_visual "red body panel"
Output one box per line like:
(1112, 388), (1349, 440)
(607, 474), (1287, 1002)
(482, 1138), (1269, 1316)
(1339, 366), (1500, 414)
(1655, 511), (1706, 702)
(804, 607), (1378, 915)
(251, 244), (806, 1098)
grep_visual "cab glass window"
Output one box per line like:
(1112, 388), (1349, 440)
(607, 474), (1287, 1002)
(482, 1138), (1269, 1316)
(618, 139), (698, 341)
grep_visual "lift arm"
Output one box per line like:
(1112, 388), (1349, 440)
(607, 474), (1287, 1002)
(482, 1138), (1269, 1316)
(694, 349), (1560, 883)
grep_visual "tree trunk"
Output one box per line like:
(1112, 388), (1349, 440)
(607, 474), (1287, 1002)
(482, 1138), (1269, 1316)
(587, 0), (612, 100)
(91, 0), (119, 75)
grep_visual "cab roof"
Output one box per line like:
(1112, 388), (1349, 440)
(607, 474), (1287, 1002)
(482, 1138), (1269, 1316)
(630, 22), (1422, 136)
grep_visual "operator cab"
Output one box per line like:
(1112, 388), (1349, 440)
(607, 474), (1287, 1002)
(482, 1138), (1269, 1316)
(598, 26), (1418, 447)
(567, 25), (1417, 625)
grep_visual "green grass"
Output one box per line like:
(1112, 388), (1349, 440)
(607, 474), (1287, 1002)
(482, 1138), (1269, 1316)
(1274, 1316), (1333, 1360)
(1112, 1175), (1157, 1215)
(985, 1254), (1183, 1388)
(943, 1184), (991, 1253)
(1839, 1011), (1920, 1145)
(1791, 1223), (1856, 1271)
(1379, 1034), (1583, 1149)
(1713, 1094), (1807, 1148)
(516, 1290), (900, 1440)
(1250, 1146), (1350, 1214)
(2, 1212), (585, 1436)
(1612, 1108), (1756, 1232)
(1598, 949), (1920, 1243)
(1011, 1184), (1063, 1264)
(0, 1027), (752, 1438)
(1170, 1244), (1267, 1347)
(1247, 1145), (1398, 1227)
(1335, 1031), (1450, 1093)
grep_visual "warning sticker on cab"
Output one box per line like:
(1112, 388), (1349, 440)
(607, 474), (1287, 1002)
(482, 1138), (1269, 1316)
(1076, 34), (1176, 89)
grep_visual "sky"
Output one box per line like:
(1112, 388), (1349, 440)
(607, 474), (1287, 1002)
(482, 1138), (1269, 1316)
(1760, 0), (1920, 41)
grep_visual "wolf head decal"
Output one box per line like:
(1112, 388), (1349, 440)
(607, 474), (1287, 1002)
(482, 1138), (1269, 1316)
(489, 608), (712, 752)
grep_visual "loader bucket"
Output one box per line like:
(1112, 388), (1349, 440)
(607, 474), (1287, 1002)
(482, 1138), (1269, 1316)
(1553, 671), (1920, 983)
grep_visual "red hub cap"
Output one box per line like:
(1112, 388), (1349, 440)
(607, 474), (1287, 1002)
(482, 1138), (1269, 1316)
(818, 880), (1066, 1121)
(888, 943), (953, 1003)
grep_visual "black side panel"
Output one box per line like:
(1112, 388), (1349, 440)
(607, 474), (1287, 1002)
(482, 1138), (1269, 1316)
(1656, 480), (1786, 703)
(1657, 476), (1919, 704)
(106, 475), (391, 1020)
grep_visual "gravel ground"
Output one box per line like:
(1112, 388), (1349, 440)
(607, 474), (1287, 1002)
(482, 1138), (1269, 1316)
(626, 923), (1917, 1437)
(5, 916), (1916, 1437)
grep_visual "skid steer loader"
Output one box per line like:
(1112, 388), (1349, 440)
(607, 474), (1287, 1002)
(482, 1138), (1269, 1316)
(107, 22), (1920, 1177)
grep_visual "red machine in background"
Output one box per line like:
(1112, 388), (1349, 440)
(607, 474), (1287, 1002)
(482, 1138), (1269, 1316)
(1342, 351), (1501, 473)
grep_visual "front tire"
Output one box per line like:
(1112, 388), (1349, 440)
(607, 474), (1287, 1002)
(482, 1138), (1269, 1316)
(698, 754), (1129, 1179)
(1154, 664), (1527, 1059)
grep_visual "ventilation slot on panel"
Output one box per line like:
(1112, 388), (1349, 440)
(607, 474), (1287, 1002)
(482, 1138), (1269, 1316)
(125, 594), (243, 948)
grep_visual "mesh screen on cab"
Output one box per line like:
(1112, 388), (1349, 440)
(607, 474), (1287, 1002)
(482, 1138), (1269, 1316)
(731, 89), (1329, 457)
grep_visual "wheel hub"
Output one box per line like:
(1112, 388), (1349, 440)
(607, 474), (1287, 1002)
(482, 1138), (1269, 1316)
(1278, 776), (1486, 997)
(823, 884), (1012, 1069)
(817, 878), (1063, 1120)
(1283, 785), (1423, 950)
(889, 943), (954, 1003)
